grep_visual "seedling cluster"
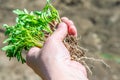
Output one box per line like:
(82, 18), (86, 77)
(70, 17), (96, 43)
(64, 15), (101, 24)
(2, 0), (61, 63)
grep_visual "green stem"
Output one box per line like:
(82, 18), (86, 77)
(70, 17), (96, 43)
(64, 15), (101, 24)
(34, 41), (43, 48)
(58, 15), (61, 23)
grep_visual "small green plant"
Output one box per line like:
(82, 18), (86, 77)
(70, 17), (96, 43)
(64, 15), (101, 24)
(2, 0), (61, 63)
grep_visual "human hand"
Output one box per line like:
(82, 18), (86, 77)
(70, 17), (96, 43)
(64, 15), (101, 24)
(26, 17), (88, 80)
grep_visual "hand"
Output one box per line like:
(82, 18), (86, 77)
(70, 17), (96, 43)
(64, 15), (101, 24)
(26, 17), (88, 80)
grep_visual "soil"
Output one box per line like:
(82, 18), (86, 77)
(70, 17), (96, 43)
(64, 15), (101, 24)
(0, 0), (120, 80)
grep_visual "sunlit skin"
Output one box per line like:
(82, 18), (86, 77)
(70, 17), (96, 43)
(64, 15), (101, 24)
(26, 17), (88, 80)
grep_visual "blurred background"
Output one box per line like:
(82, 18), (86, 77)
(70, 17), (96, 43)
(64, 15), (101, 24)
(0, 0), (120, 80)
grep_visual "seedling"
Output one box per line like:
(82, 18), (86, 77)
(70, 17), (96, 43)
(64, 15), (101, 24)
(2, 0), (109, 75)
(2, 0), (61, 63)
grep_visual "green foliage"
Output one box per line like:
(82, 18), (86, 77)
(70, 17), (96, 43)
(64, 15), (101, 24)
(2, 0), (60, 63)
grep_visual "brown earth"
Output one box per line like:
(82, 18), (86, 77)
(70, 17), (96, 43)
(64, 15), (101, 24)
(0, 0), (120, 80)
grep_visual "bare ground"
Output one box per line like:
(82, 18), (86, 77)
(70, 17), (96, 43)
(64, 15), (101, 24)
(0, 0), (120, 80)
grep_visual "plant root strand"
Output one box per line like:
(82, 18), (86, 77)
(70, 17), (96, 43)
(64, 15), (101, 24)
(64, 35), (110, 74)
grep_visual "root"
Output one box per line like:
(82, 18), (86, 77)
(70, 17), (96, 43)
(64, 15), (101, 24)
(64, 35), (110, 74)
(80, 56), (110, 74)
(64, 35), (86, 59)
(80, 57), (110, 68)
(81, 60), (93, 75)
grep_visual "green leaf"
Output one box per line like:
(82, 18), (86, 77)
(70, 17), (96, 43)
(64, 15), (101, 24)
(34, 11), (42, 15)
(3, 38), (12, 43)
(14, 30), (22, 35)
(3, 24), (9, 28)
(43, 25), (52, 33)
(2, 45), (14, 51)
(24, 9), (29, 14)
(16, 51), (21, 61)
(13, 9), (25, 15)
(2, 0), (60, 63)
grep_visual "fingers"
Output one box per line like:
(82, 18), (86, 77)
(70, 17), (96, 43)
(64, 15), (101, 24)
(50, 17), (77, 42)
(50, 22), (68, 41)
(61, 17), (77, 37)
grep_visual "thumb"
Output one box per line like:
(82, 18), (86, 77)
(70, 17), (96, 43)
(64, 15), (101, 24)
(50, 22), (68, 41)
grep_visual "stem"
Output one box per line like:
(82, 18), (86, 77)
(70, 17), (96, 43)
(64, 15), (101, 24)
(22, 27), (43, 48)
(34, 41), (43, 48)
(48, 2), (61, 23)
(57, 13), (61, 23)
(49, 22), (55, 27)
